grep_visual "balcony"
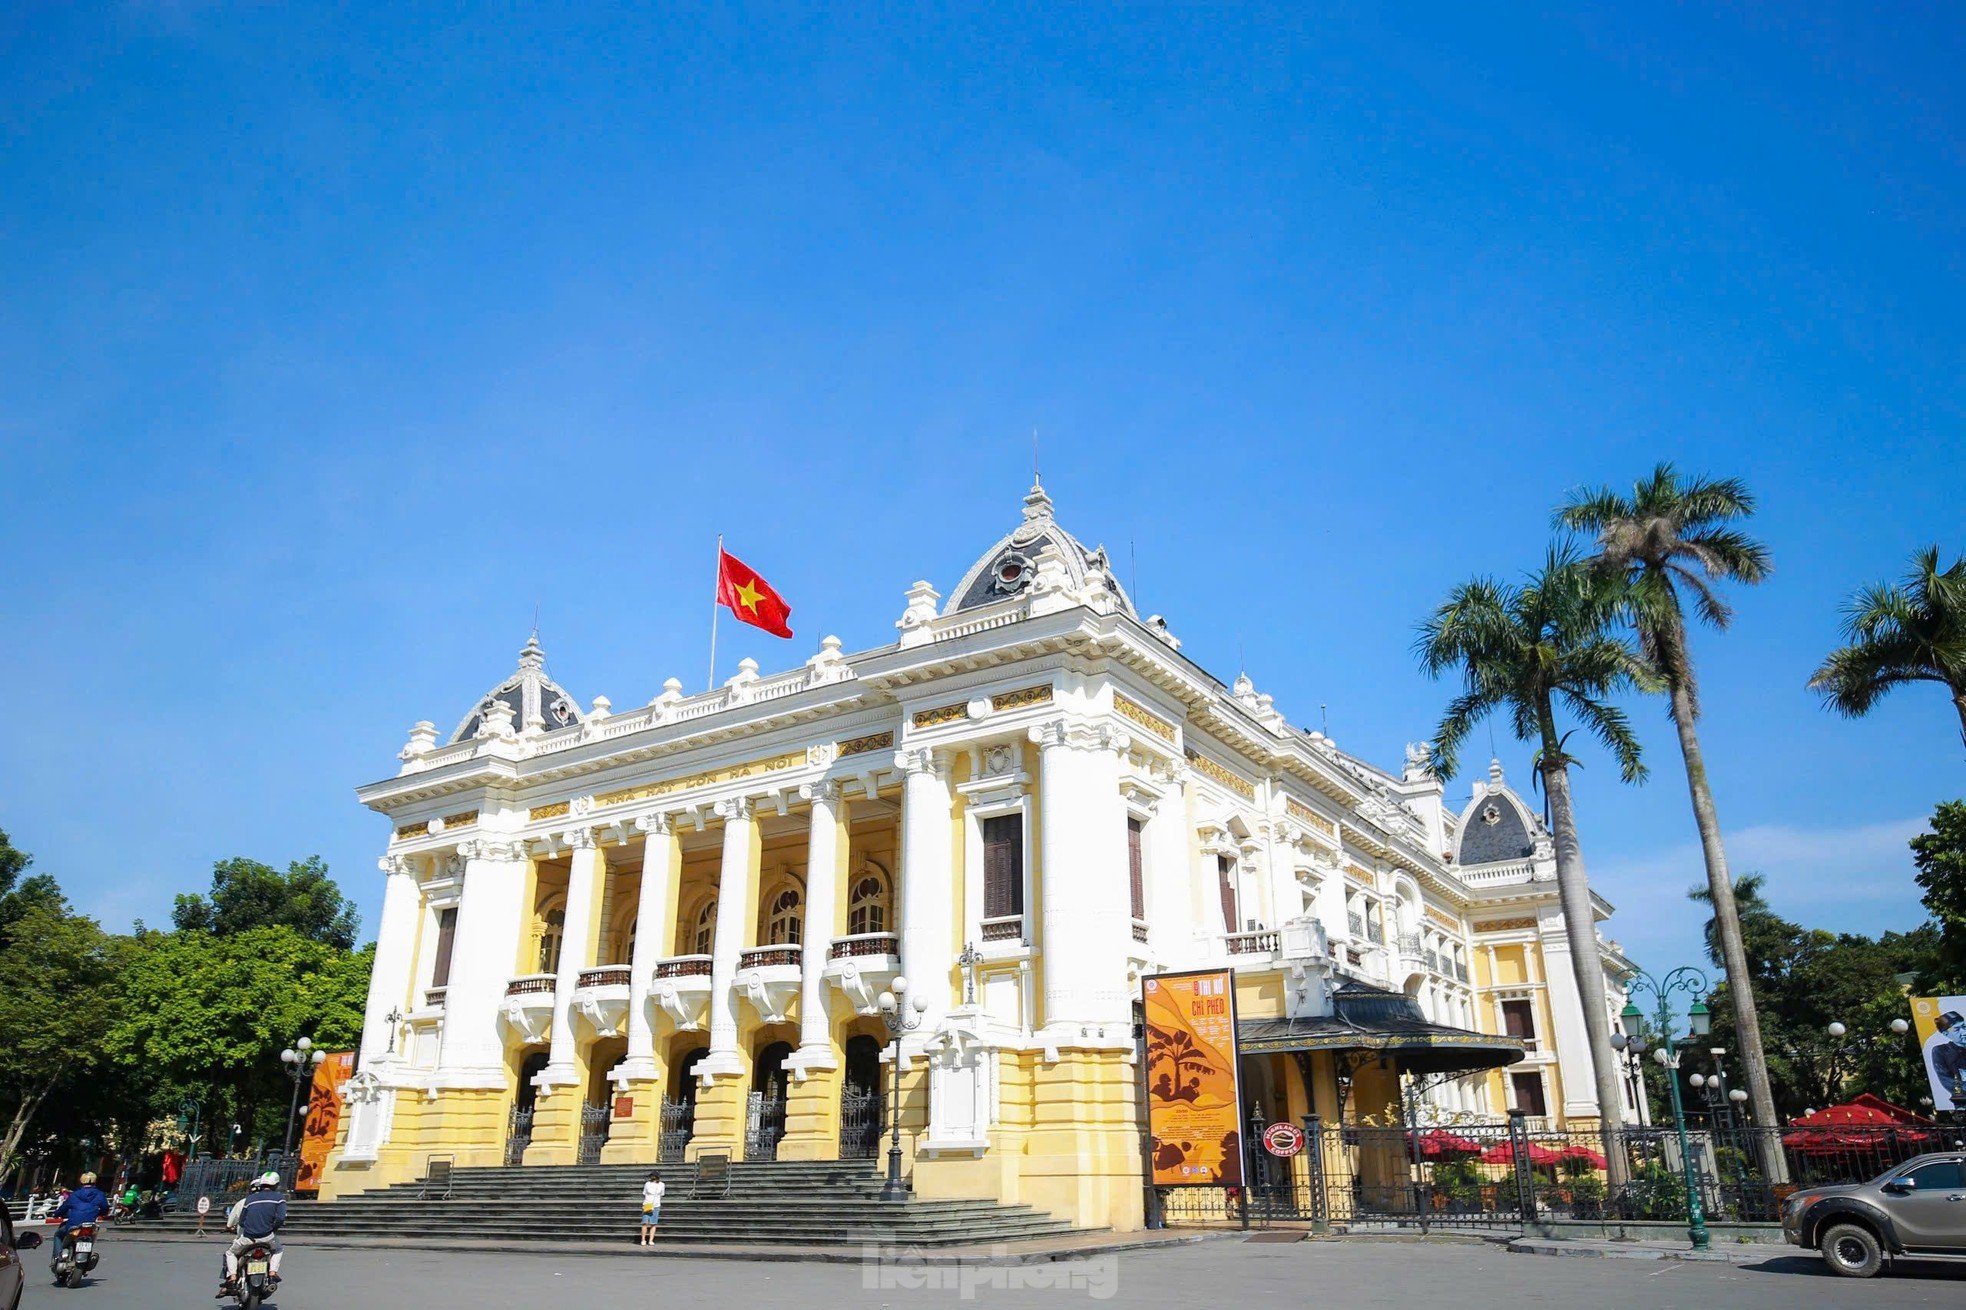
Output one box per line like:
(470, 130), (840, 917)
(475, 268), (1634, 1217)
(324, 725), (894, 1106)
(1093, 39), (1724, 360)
(735, 944), (803, 1024)
(980, 914), (1024, 945)
(650, 955), (714, 1032)
(1225, 928), (1279, 958)
(573, 966), (633, 1038)
(422, 986), (448, 1009)
(499, 973), (557, 1044)
(824, 932), (900, 1015)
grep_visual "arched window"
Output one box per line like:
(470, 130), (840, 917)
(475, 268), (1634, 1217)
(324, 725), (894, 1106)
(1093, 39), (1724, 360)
(536, 908), (566, 974)
(848, 868), (889, 936)
(692, 899), (718, 955)
(767, 886), (802, 945)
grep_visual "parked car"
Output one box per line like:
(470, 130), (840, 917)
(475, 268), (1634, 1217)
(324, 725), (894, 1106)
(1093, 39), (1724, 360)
(0, 1200), (45, 1310)
(1782, 1150), (1966, 1277)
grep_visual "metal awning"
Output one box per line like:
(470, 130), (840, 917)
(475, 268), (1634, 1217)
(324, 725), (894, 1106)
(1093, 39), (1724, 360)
(1237, 981), (1526, 1075)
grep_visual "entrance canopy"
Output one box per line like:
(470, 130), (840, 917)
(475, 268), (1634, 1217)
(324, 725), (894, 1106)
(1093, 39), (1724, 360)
(1237, 980), (1525, 1076)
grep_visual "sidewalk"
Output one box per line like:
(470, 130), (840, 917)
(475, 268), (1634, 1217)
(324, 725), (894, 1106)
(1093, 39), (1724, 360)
(1508, 1235), (1789, 1265)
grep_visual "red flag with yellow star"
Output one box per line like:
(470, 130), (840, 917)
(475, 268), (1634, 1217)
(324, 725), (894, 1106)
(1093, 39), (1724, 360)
(716, 546), (793, 638)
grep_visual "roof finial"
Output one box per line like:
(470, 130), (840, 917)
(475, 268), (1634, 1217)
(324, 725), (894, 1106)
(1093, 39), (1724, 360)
(1021, 472), (1054, 523)
(1488, 757), (1505, 787)
(1032, 426), (1040, 485)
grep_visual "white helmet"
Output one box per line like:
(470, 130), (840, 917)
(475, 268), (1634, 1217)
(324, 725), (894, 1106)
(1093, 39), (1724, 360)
(252, 1172), (281, 1190)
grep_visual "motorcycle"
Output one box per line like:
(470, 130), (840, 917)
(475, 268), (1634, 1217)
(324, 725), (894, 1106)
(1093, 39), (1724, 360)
(222, 1241), (278, 1309)
(50, 1222), (101, 1288)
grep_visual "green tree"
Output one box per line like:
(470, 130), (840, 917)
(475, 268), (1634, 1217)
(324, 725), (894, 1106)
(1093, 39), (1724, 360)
(172, 855), (361, 951)
(1559, 464), (1784, 1160)
(1417, 547), (1649, 1164)
(1911, 800), (1966, 990)
(0, 885), (124, 1184)
(1809, 545), (1966, 751)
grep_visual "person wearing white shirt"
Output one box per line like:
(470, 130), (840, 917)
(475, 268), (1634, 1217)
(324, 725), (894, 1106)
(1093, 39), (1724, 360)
(639, 1171), (665, 1246)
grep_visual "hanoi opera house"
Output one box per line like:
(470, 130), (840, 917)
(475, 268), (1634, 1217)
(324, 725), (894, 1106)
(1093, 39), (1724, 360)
(323, 483), (1638, 1229)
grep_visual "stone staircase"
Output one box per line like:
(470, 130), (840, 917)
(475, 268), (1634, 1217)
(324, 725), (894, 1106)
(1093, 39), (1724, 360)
(149, 1159), (1087, 1249)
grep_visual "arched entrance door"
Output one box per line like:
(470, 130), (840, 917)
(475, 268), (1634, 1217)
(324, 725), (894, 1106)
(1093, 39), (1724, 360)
(840, 1034), (884, 1159)
(662, 1046), (707, 1163)
(508, 1050), (549, 1164)
(747, 1041), (793, 1161)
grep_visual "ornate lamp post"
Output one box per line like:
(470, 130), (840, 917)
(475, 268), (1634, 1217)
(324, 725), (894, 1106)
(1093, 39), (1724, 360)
(1620, 967), (1713, 1251)
(279, 1037), (329, 1158)
(877, 976), (930, 1203)
(1608, 1029), (1651, 1125)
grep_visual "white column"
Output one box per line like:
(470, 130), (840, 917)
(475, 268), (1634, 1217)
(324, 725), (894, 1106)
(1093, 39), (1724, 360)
(436, 839), (531, 1084)
(896, 748), (954, 1039)
(1146, 771), (1192, 954)
(359, 854), (424, 1067)
(700, 796), (757, 1077)
(617, 814), (676, 1083)
(791, 780), (843, 1071)
(1032, 719), (1132, 1036)
(541, 828), (605, 1085)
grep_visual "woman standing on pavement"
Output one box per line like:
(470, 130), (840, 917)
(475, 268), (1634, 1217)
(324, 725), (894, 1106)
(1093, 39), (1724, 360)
(640, 1170), (664, 1246)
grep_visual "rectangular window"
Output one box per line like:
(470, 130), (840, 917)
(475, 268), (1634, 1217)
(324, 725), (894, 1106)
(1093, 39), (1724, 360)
(1500, 999), (1537, 1050)
(1511, 1071), (1548, 1118)
(1127, 817), (1146, 922)
(1217, 855), (1239, 935)
(982, 814), (1024, 920)
(431, 907), (458, 989)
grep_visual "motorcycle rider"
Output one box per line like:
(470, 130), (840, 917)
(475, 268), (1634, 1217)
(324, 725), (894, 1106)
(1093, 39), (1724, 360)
(217, 1172), (287, 1297)
(50, 1172), (110, 1275)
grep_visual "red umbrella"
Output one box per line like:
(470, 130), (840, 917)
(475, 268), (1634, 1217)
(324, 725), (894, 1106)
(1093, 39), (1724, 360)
(1479, 1140), (1563, 1167)
(1410, 1129), (1482, 1158)
(1558, 1144), (1608, 1169)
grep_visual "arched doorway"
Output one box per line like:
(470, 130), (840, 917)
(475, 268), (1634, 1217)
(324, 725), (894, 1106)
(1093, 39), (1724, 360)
(662, 1046), (707, 1163)
(840, 1034), (884, 1159)
(747, 1040), (793, 1161)
(508, 1050), (549, 1164)
(579, 1038), (627, 1164)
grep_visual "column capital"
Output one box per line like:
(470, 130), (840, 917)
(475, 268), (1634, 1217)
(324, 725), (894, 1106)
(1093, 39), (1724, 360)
(458, 837), (527, 863)
(633, 811), (674, 836)
(1028, 717), (1130, 755)
(714, 795), (753, 822)
(562, 827), (599, 851)
(893, 746), (951, 777)
(799, 777), (843, 807)
(377, 854), (416, 877)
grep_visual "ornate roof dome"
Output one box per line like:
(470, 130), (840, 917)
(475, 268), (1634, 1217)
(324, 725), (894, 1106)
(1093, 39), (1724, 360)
(945, 480), (1136, 617)
(1451, 759), (1542, 866)
(450, 635), (586, 743)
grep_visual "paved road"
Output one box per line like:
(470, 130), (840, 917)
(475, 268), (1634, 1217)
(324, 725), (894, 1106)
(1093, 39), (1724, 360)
(24, 1235), (1964, 1309)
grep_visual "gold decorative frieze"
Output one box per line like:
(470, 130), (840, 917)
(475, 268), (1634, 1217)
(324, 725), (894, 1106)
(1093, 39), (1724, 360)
(1477, 916), (1539, 934)
(1184, 748), (1256, 800)
(591, 750), (807, 810)
(1283, 797), (1337, 838)
(991, 684), (1053, 712)
(1344, 864), (1377, 890)
(911, 702), (968, 729)
(392, 822), (427, 840)
(440, 810), (479, 830)
(837, 730), (895, 758)
(1425, 906), (1460, 932)
(528, 801), (571, 821)
(1113, 694), (1174, 742)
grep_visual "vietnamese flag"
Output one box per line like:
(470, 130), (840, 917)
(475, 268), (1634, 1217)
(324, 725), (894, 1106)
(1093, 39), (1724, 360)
(716, 547), (794, 638)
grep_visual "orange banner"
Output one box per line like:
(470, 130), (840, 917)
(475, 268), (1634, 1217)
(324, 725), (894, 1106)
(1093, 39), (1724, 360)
(1143, 968), (1243, 1187)
(294, 1051), (356, 1193)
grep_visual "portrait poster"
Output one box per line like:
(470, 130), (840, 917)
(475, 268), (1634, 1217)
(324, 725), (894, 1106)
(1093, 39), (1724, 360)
(294, 1050), (357, 1193)
(1143, 968), (1243, 1187)
(1910, 996), (1966, 1112)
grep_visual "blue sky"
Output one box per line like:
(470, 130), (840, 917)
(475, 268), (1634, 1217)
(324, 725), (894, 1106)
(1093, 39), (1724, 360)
(2, 4), (1961, 982)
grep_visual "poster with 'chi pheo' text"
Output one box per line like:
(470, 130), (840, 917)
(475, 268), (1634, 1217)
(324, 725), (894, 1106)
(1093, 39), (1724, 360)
(1143, 968), (1244, 1187)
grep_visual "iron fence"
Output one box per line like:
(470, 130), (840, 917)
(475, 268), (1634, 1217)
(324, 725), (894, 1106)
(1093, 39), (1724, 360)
(659, 1097), (695, 1163)
(177, 1153), (299, 1209)
(839, 1088), (883, 1160)
(577, 1103), (610, 1165)
(1154, 1117), (1966, 1230)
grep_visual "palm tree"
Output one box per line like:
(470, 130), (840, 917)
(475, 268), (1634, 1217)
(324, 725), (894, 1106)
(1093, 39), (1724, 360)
(1416, 547), (1649, 1174)
(1809, 545), (1966, 750)
(1558, 464), (1785, 1175)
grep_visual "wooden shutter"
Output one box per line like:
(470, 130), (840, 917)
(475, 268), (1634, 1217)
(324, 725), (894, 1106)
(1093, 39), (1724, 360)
(431, 907), (458, 988)
(1127, 817), (1146, 921)
(983, 815), (1023, 918)
(1217, 855), (1239, 934)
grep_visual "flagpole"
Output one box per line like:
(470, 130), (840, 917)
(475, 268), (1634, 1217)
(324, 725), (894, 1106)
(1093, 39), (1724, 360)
(708, 533), (723, 693)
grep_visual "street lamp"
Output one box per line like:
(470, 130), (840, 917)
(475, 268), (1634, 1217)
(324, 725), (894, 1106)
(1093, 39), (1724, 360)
(1820, 1017), (1914, 1102)
(1608, 1021), (1651, 1124)
(279, 1036), (328, 1158)
(876, 976), (930, 1203)
(1621, 966), (1712, 1251)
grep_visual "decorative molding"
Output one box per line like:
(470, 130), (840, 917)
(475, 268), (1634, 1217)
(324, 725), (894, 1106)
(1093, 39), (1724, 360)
(459, 838), (527, 863)
(588, 750), (806, 811)
(714, 795), (754, 821)
(439, 810), (479, 830)
(529, 801), (571, 821)
(1476, 916), (1539, 933)
(1344, 864), (1377, 890)
(1112, 694), (1174, 742)
(633, 812), (674, 836)
(562, 827), (598, 851)
(1425, 906), (1461, 933)
(893, 747), (943, 776)
(911, 702), (968, 729)
(1030, 719), (1129, 755)
(838, 730), (895, 758)
(1183, 747), (1256, 800)
(1283, 797), (1336, 838)
(991, 684), (1053, 712)
(799, 777), (843, 807)
(392, 821), (429, 840)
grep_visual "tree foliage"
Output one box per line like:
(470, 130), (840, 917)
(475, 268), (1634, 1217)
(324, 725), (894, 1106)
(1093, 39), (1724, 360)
(1911, 800), (1966, 990)
(172, 855), (361, 951)
(1809, 545), (1966, 750)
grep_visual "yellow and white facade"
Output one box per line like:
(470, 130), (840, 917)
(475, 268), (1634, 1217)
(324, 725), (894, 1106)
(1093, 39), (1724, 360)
(322, 483), (1636, 1228)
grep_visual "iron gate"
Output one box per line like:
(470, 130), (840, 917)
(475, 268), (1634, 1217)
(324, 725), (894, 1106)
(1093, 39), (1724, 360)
(745, 1089), (787, 1161)
(839, 1087), (883, 1159)
(505, 1106), (534, 1166)
(577, 1102), (610, 1165)
(659, 1097), (695, 1163)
